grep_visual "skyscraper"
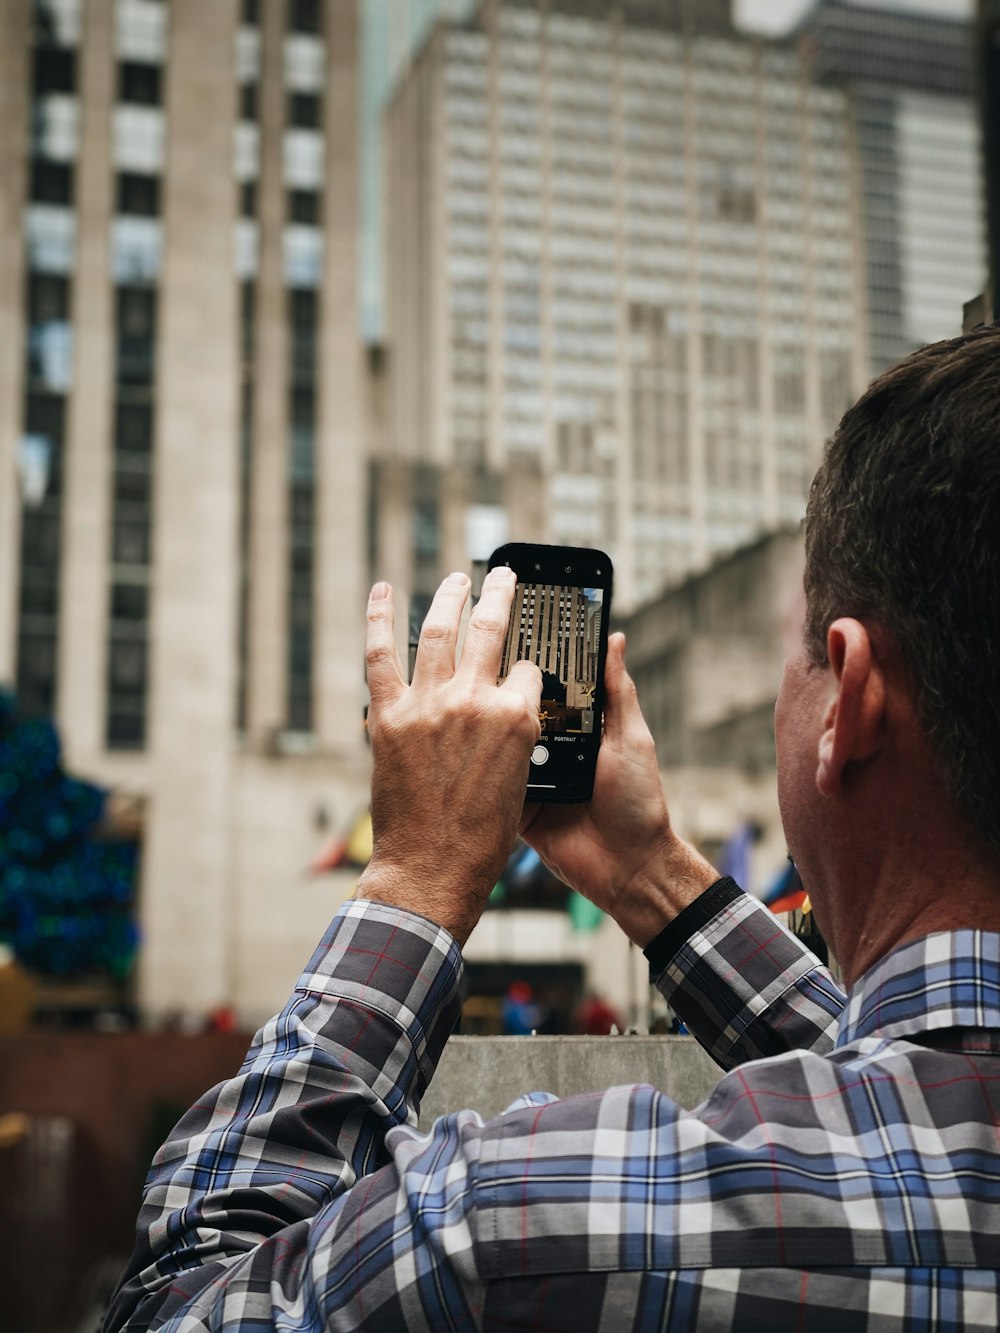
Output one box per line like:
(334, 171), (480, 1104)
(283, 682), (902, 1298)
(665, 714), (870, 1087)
(379, 0), (867, 613)
(980, 0), (1000, 314)
(361, 0), (479, 340)
(0, 0), (370, 1019)
(799, 0), (987, 373)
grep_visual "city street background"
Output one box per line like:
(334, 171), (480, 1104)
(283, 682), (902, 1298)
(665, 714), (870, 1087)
(0, 0), (995, 1323)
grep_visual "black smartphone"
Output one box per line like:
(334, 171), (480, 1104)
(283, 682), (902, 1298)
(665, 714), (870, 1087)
(487, 542), (613, 803)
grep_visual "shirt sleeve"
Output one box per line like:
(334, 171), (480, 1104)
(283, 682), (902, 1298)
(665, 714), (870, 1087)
(103, 898), (486, 1332)
(649, 882), (846, 1068)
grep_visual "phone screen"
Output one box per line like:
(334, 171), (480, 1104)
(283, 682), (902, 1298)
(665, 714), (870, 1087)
(489, 544), (613, 802)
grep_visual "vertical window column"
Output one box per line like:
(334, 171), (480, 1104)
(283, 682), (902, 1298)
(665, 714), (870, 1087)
(282, 0), (324, 735)
(236, 281), (255, 731)
(15, 12), (79, 717)
(106, 285), (156, 748)
(287, 286), (316, 731)
(16, 391), (66, 716)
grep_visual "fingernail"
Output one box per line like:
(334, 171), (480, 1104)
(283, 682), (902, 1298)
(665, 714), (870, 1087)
(489, 565), (516, 582)
(445, 571), (470, 587)
(370, 582), (390, 600)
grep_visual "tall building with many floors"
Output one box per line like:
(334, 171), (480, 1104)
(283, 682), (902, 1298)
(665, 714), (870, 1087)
(799, 0), (987, 374)
(0, 0), (371, 1022)
(379, 0), (867, 616)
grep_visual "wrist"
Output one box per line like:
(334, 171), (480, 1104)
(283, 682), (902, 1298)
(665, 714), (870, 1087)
(608, 837), (720, 947)
(354, 860), (489, 948)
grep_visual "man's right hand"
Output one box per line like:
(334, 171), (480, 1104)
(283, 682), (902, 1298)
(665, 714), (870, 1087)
(520, 633), (719, 947)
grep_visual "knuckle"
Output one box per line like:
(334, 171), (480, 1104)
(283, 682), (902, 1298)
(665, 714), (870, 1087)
(470, 614), (507, 638)
(365, 643), (394, 669)
(420, 621), (453, 644)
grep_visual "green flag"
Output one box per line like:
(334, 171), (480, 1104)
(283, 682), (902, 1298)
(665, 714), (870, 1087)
(568, 890), (604, 932)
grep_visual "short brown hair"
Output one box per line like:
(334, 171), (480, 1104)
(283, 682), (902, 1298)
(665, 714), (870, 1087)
(804, 324), (1000, 848)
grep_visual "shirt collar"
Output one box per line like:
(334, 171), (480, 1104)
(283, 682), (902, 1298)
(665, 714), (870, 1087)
(835, 929), (1000, 1048)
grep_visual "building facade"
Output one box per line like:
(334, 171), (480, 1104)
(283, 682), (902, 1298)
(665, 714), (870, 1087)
(616, 525), (805, 891)
(980, 0), (1000, 313)
(0, 0), (371, 1022)
(379, 0), (867, 616)
(800, 0), (987, 374)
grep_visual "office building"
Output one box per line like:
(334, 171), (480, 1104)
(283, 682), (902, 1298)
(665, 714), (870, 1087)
(799, 0), (987, 373)
(361, 0), (479, 340)
(0, 0), (370, 1021)
(379, 0), (867, 616)
(617, 524), (804, 888)
(980, 0), (1000, 314)
(502, 583), (601, 716)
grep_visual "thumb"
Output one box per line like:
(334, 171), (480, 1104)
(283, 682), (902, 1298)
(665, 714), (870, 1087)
(602, 633), (636, 745)
(602, 632), (655, 753)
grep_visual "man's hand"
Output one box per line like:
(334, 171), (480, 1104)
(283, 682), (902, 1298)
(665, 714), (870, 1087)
(520, 633), (718, 946)
(356, 568), (542, 945)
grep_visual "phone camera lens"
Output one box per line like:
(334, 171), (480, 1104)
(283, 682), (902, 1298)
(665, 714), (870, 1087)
(564, 565), (572, 573)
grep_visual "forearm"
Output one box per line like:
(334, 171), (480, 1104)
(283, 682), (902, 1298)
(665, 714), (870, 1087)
(105, 901), (464, 1330)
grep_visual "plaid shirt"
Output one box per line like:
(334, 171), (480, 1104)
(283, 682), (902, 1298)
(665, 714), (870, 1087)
(106, 891), (1000, 1332)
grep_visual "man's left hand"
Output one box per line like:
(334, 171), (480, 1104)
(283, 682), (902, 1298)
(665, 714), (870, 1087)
(355, 568), (542, 945)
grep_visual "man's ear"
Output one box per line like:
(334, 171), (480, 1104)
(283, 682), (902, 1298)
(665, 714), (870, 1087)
(816, 618), (886, 798)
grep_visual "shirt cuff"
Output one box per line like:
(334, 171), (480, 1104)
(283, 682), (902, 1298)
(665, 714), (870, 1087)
(642, 876), (744, 980)
(296, 898), (465, 1096)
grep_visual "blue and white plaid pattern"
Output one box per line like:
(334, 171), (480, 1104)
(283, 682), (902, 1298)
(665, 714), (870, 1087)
(106, 895), (1000, 1331)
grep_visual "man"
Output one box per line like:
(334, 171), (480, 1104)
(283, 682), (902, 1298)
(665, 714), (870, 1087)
(107, 327), (1000, 1330)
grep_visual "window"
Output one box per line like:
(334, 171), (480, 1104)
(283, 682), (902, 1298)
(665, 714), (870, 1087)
(117, 285), (156, 338)
(16, 389), (65, 718)
(28, 272), (69, 322)
(290, 289), (317, 386)
(106, 628), (148, 749)
(288, 188), (321, 226)
(25, 391), (66, 449)
(108, 639), (147, 689)
(240, 82), (257, 122)
(289, 0), (321, 33)
(288, 91), (321, 129)
(30, 157), (73, 205)
(289, 286), (318, 330)
(242, 0), (260, 23)
(113, 456), (152, 507)
(115, 401), (153, 453)
(117, 285), (156, 384)
(240, 280), (255, 369)
(16, 630), (57, 718)
(112, 517), (150, 566)
(240, 180), (257, 218)
(116, 171), (160, 217)
(33, 45), (75, 94)
(118, 60), (162, 106)
(111, 582), (148, 622)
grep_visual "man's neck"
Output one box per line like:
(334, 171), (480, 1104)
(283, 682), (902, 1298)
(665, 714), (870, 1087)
(825, 852), (1000, 991)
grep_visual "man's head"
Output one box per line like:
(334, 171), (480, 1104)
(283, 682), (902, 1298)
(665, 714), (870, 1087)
(803, 324), (1000, 853)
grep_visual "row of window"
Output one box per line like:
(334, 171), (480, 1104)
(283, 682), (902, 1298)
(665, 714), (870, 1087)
(241, 0), (322, 34)
(35, 46), (163, 103)
(31, 160), (324, 233)
(239, 84), (322, 129)
(239, 181), (322, 226)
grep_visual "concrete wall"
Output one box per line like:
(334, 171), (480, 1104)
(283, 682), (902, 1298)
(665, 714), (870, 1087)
(419, 1033), (722, 1127)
